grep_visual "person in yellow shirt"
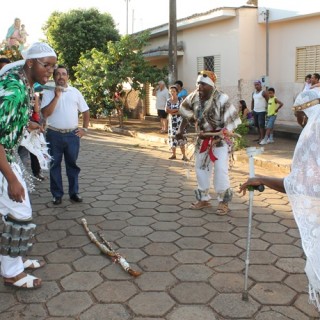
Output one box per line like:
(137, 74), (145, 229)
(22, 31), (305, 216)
(260, 87), (283, 145)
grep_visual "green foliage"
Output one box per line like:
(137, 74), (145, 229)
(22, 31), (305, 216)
(73, 32), (167, 121)
(233, 114), (250, 150)
(43, 8), (120, 79)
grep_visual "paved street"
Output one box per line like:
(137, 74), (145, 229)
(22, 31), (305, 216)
(0, 128), (318, 319)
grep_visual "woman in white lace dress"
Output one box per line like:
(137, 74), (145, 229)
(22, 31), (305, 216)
(239, 89), (320, 312)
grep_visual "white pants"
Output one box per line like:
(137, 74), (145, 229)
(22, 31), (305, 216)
(0, 163), (32, 278)
(195, 143), (230, 202)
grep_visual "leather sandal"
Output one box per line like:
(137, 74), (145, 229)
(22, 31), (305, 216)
(168, 155), (176, 160)
(23, 259), (45, 270)
(190, 201), (212, 210)
(216, 202), (230, 215)
(4, 273), (42, 289)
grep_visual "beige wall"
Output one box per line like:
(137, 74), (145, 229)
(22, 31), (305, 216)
(267, 15), (320, 123)
(143, 6), (320, 126)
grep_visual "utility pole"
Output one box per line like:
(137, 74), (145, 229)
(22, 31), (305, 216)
(168, 0), (177, 84)
(125, 0), (130, 34)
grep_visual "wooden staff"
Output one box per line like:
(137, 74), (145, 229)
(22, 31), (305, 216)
(170, 131), (241, 139)
(81, 218), (141, 277)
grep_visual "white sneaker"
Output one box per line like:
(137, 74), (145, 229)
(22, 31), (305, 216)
(267, 138), (274, 143)
(259, 138), (268, 145)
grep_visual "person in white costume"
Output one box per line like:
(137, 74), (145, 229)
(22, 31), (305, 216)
(0, 42), (57, 289)
(240, 88), (320, 312)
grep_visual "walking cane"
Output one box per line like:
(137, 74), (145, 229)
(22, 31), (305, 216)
(242, 146), (265, 301)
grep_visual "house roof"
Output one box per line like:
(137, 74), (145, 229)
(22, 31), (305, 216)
(140, 6), (256, 37)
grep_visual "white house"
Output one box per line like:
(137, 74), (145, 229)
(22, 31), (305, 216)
(141, 2), (320, 129)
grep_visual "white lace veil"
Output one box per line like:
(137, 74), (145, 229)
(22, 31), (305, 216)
(284, 89), (320, 310)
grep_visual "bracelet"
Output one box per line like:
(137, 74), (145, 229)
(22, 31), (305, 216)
(82, 128), (88, 132)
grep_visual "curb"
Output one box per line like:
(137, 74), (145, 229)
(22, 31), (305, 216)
(89, 122), (291, 174)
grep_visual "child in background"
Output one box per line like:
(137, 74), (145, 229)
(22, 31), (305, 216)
(260, 88), (283, 145)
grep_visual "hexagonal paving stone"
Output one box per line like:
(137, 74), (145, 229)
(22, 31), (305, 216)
(139, 256), (178, 272)
(156, 205), (181, 213)
(117, 248), (147, 262)
(129, 292), (175, 317)
(144, 242), (179, 256)
(175, 237), (210, 249)
(101, 263), (140, 280)
(80, 304), (130, 320)
(204, 222), (235, 232)
(131, 208), (159, 217)
(122, 226), (153, 236)
(31, 242), (58, 256)
(211, 293), (259, 318)
(167, 305), (217, 320)
(97, 220), (128, 230)
(206, 231), (238, 244)
(250, 283), (296, 305)
(275, 258), (305, 273)
(47, 292), (93, 317)
(116, 236), (150, 248)
(294, 293), (320, 318)
(151, 221), (181, 231)
(269, 244), (303, 257)
(284, 274), (308, 293)
(239, 250), (277, 265)
(170, 282), (216, 303)
(128, 216), (156, 226)
(235, 238), (270, 250)
(92, 280), (138, 303)
(172, 264), (213, 281)
(58, 235), (90, 248)
(135, 272), (178, 291)
(256, 306), (310, 320)
(206, 243), (243, 257)
(17, 281), (61, 303)
(210, 273), (251, 293)
(248, 265), (286, 282)
(36, 230), (67, 242)
(61, 272), (103, 291)
(0, 304), (47, 319)
(46, 248), (83, 263)
(177, 226), (208, 237)
(257, 223), (287, 233)
(34, 263), (72, 281)
(173, 249), (211, 264)
(155, 213), (181, 221)
(147, 231), (181, 242)
(73, 255), (111, 271)
(209, 257), (244, 273)
(0, 293), (15, 312)
(178, 217), (206, 226)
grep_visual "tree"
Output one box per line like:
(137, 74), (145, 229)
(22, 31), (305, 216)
(43, 8), (120, 79)
(73, 32), (167, 127)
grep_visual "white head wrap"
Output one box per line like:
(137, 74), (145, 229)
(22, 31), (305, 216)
(196, 74), (215, 88)
(21, 42), (56, 60)
(0, 42), (56, 76)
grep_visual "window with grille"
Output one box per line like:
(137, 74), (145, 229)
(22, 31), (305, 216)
(296, 45), (320, 82)
(197, 55), (221, 85)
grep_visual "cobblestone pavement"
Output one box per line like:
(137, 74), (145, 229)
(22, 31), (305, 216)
(0, 128), (318, 320)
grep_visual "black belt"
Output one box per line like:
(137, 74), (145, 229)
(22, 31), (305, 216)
(47, 125), (77, 133)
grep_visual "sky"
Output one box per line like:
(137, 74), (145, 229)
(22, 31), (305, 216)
(0, 0), (247, 45)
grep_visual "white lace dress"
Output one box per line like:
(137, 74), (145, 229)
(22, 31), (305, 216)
(284, 89), (320, 311)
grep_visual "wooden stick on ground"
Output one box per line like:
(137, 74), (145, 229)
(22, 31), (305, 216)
(81, 218), (141, 277)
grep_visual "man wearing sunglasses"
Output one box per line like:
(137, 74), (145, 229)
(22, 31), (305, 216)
(176, 70), (241, 214)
